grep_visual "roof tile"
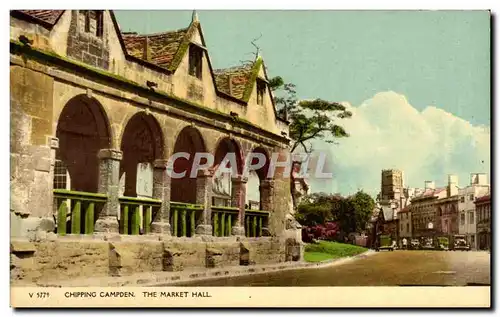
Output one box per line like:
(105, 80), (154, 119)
(16, 10), (64, 26)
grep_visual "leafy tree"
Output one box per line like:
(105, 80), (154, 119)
(269, 76), (352, 153)
(340, 191), (375, 233)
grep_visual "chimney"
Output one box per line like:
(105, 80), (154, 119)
(143, 36), (151, 61)
(447, 174), (458, 197)
(471, 173), (488, 186)
(228, 75), (233, 96)
(424, 181), (435, 190)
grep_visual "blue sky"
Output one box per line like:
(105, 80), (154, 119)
(115, 10), (491, 196)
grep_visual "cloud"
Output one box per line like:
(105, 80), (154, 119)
(308, 91), (490, 197)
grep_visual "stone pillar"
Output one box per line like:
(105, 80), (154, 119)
(231, 175), (247, 236)
(195, 169), (213, 235)
(94, 149), (122, 233)
(259, 179), (274, 212)
(151, 159), (171, 236)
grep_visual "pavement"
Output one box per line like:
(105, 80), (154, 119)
(175, 250), (491, 286)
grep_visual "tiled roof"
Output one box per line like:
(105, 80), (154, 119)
(122, 28), (189, 69)
(15, 10), (64, 26)
(414, 187), (446, 199)
(475, 194), (491, 204)
(213, 64), (254, 100)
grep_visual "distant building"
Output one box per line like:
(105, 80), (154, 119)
(380, 169), (404, 204)
(475, 194), (491, 250)
(398, 206), (412, 240)
(409, 180), (447, 238)
(458, 173), (489, 249)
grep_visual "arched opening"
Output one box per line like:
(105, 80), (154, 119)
(170, 126), (207, 203)
(212, 138), (243, 207)
(245, 147), (270, 210)
(55, 95), (111, 193)
(120, 112), (164, 198)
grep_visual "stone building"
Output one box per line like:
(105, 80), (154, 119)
(409, 181), (447, 238)
(398, 206), (412, 241)
(457, 173), (489, 249)
(475, 194), (491, 250)
(380, 169), (404, 205)
(10, 10), (299, 285)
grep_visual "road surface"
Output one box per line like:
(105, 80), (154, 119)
(175, 250), (491, 286)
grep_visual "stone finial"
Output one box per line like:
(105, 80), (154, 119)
(192, 10), (199, 23)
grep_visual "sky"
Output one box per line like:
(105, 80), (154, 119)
(115, 10), (491, 197)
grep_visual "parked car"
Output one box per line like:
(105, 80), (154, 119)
(421, 238), (436, 250)
(409, 239), (421, 250)
(376, 235), (395, 251)
(452, 235), (471, 251)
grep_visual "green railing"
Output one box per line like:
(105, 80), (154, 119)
(379, 234), (392, 247)
(119, 196), (161, 235)
(211, 206), (239, 237)
(53, 189), (107, 235)
(170, 201), (203, 237)
(244, 209), (269, 237)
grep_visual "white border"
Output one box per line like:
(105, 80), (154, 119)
(2, 1), (498, 316)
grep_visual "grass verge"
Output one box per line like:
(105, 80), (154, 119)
(304, 240), (368, 263)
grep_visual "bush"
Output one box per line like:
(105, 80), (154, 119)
(301, 222), (340, 242)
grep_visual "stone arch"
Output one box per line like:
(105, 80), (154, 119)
(55, 94), (111, 193)
(245, 146), (272, 211)
(120, 111), (165, 197)
(170, 125), (207, 203)
(211, 137), (244, 207)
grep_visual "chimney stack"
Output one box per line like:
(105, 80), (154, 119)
(470, 173), (488, 186)
(447, 174), (458, 197)
(424, 181), (435, 190)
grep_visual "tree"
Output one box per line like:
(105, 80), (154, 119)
(340, 191), (375, 233)
(269, 76), (352, 153)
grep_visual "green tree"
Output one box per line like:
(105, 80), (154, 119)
(269, 76), (352, 153)
(339, 191), (375, 233)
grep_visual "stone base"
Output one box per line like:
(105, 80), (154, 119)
(231, 226), (245, 236)
(195, 224), (213, 236)
(151, 222), (171, 236)
(94, 217), (119, 233)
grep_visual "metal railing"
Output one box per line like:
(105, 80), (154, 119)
(244, 209), (269, 237)
(53, 189), (107, 235)
(119, 196), (161, 235)
(170, 201), (203, 237)
(211, 206), (239, 237)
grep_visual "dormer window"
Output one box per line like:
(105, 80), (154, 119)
(80, 10), (104, 37)
(257, 79), (266, 105)
(189, 45), (203, 79)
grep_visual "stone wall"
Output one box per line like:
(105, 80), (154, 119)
(66, 11), (110, 70)
(10, 237), (287, 285)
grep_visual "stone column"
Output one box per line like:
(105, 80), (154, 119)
(195, 169), (213, 235)
(231, 175), (247, 236)
(151, 159), (171, 236)
(259, 179), (274, 212)
(94, 149), (122, 233)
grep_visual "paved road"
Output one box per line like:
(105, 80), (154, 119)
(176, 250), (491, 286)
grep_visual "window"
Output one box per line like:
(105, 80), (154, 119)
(188, 45), (203, 79)
(96, 11), (104, 37)
(469, 194), (474, 201)
(81, 10), (104, 37)
(53, 160), (70, 190)
(257, 79), (266, 105)
(460, 213), (465, 225)
(406, 223), (409, 232)
(400, 223), (403, 232)
(460, 196), (465, 203)
(471, 235), (475, 244)
(444, 219), (448, 232)
(469, 211), (474, 224)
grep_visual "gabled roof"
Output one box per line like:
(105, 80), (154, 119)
(381, 206), (395, 222)
(122, 28), (189, 69)
(214, 64), (254, 100)
(11, 10), (64, 29)
(11, 9), (288, 124)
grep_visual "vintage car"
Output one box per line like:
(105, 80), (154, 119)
(376, 235), (395, 251)
(452, 235), (471, 251)
(436, 237), (450, 251)
(421, 238), (436, 250)
(409, 239), (421, 250)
